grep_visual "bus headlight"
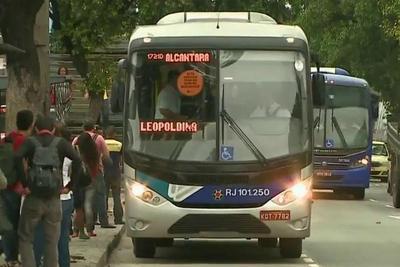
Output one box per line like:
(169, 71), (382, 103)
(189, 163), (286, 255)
(271, 178), (312, 206)
(351, 156), (369, 168)
(126, 180), (166, 206)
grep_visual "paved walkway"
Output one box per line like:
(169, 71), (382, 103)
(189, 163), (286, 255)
(71, 224), (125, 267)
(1, 197), (126, 267)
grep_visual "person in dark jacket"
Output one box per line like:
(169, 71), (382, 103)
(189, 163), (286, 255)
(15, 116), (81, 267)
(1, 109), (34, 267)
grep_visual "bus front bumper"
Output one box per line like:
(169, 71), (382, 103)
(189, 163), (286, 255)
(313, 166), (370, 189)
(124, 183), (312, 239)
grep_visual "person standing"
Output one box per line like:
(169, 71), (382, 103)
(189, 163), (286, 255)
(0, 167), (13, 234)
(33, 125), (75, 267)
(104, 126), (124, 224)
(1, 110), (34, 267)
(73, 121), (114, 236)
(15, 116), (81, 267)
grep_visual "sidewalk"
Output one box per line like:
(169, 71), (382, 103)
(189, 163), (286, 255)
(0, 197), (126, 267)
(71, 196), (126, 267)
(71, 223), (125, 267)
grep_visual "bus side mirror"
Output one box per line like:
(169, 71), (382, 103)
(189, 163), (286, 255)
(111, 59), (127, 113)
(312, 73), (326, 106)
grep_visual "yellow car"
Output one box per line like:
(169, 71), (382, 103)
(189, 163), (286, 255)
(371, 141), (391, 182)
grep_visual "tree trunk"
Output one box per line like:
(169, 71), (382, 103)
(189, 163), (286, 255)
(88, 92), (103, 123)
(0, 0), (48, 132)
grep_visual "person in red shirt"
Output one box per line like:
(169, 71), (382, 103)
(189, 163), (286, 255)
(1, 109), (34, 267)
(72, 121), (114, 238)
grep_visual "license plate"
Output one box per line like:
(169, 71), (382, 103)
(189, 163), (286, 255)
(260, 210), (290, 221)
(314, 170), (332, 177)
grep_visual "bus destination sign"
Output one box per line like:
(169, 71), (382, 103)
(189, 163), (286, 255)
(147, 52), (211, 63)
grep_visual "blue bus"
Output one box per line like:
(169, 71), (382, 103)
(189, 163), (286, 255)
(312, 68), (379, 199)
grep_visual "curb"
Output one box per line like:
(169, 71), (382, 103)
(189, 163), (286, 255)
(96, 225), (126, 267)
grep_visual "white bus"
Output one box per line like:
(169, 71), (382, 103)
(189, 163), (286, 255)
(112, 12), (314, 259)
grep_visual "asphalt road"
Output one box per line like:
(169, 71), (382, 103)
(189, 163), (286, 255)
(109, 181), (400, 267)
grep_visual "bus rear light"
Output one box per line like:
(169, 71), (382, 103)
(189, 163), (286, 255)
(271, 178), (312, 206)
(127, 180), (166, 206)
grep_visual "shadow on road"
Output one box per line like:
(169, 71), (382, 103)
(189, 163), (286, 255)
(312, 181), (386, 201)
(134, 239), (303, 264)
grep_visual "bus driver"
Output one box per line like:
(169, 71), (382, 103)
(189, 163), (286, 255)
(155, 70), (186, 120)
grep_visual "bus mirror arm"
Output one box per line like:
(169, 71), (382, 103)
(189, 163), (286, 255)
(310, 51), (320, 73)
(312, 74), (325, 106)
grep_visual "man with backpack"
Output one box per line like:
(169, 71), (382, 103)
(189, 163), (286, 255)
(0, 109), (34, 267)
(15, 116), (81, 267)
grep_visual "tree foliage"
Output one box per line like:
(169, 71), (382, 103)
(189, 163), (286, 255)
(50, 0), (136, 95)
(80, 59), (117, 95)
(296, 0), (400, 112)
(51, 0), (400, 112)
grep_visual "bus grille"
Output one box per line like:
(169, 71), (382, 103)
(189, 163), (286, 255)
(314, 162), (350, 170)
(314, 175), (343, 181)
(168, 214), (270, 234)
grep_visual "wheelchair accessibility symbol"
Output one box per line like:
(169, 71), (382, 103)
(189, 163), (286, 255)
(220, 146), (234, 161)
(325, 139), (334, 148)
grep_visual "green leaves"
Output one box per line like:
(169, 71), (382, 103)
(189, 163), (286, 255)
(81, 59), (117, 94)
(51, 0), (400, 112)
(296, 0), (400, 113)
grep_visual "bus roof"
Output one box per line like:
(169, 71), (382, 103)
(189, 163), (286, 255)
(322, 73), (369, 88)
(129, 12), (308, 44)
(311, 67), (350, 76)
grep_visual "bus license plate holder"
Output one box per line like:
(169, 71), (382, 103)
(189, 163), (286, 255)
(314, 170), (332, 177)
(260, 210), (290, 221)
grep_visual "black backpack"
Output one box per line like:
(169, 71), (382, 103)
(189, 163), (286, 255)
(0, 136), (17, 185)
(28, 137), (62, 198)
(74, 144), (92, 188)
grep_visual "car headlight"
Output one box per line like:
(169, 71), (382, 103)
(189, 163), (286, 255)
(126, 179), (166, 206)
(350, 156), (369, 168)
(271, 178), (312, 206)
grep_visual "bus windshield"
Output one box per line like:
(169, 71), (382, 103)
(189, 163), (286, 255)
(125, 50), (309, 162)
(314, 85), (369, 149)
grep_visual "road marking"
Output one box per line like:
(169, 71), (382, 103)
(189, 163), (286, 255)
(389, 215), (400, 220)
(309, 264), (320, 267)
(301, 253), (308, 258)
(369, 198), (378, 202)
(304, 257), (314, 263)
(386, 204), (394, 208)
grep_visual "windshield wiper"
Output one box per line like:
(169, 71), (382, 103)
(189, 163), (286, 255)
(169, 140), (187, 161)
(330, 110), (348, 148)
(220, 85), (267, 164)
(313, 112), (321, 130)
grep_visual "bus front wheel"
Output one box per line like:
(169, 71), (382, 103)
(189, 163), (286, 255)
(352, 188), (365, 200)
(279, 238), (302, 258)
(132, 238), (156, 258)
